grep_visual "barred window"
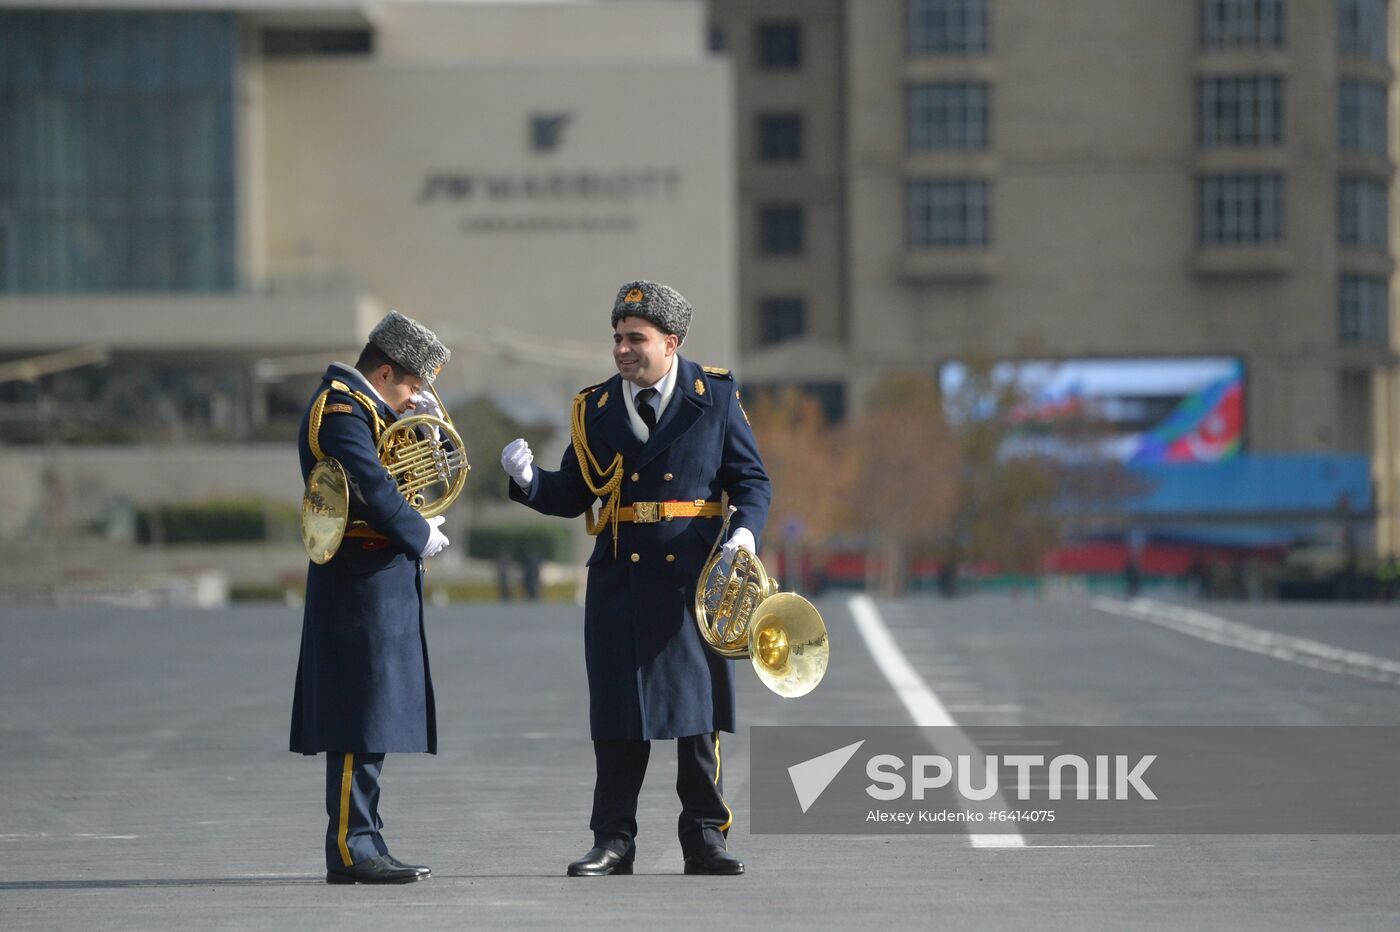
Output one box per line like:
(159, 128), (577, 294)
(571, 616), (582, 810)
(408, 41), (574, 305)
(909, 83), (989, 151)
(908, 0), (988, 55)
(1200, 0), (1285, 49)
(1338, 0), (1388, 63)
(1339, 275), (1390, 346)
(1338, 177), (1389, 250)
(756, 21), (802, 70)
(1198, 175), (1283, 244)
(757, 113), (804, 162)
(758, 296), (807, 346)
(759, 204), (805, 255)
(1339, 81), (1388, 155)
(1198, 76), (1283, 147)
(907, 180), (990, 248)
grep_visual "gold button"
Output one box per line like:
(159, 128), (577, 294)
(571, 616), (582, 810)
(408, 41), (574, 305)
(666, 554), (675, 562)
(631, 472), (640, 482)
(630, 552), (640, 563)
(663, 472), (674, 481)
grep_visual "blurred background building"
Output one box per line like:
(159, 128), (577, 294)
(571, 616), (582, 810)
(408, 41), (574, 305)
(710, 0), (1398, 572)
(2, 0), (1397, 595)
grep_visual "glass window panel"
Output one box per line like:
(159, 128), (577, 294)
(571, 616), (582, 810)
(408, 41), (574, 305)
(907, 180), (991, 248)
(1338, 177), (1389, 250)
(759, 296), (807, 345)
(1339, 81), (1388, 155)
(1339, 275), (1390, 346)
(1200, 0), (1285, 49)
(1198, 174), (1283, 244)
(1198, 76), (1283, 147)
(757, 21), (802, 70)
(758, 113), (804, 162)
(1338, 0), (1388, 62)
(909, 82), (989, 151)
(0, 12), (47, 91)
(88, 13), (136, 91)
(133, 16), (174, 93)
(908, 0), (989, 56)
(48, 16), (86, 91)
(759, 204), (805, 255)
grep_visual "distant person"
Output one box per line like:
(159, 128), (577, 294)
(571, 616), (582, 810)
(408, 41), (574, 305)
(519, 546), (542, 601)
(500, 280), (770, 877)
(291, 311), (452, 885)
(1123, 558), (1141, 599)
(497, 547), (515, 602)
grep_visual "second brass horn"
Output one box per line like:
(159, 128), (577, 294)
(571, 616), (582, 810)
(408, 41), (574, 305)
(694, 545), (829, 698)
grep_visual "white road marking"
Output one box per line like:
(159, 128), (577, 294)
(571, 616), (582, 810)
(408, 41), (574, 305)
(1004, 844), (1155, 849)
(1093, 597), (1400, 686)
(848, 595), (1025, 848)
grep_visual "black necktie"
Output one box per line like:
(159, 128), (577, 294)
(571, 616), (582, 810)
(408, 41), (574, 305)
(636, 388), (658, 431)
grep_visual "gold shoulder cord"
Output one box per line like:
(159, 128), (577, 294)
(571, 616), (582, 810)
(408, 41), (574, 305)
(308, 388), (386, 463)
(570, 390), (626, 556)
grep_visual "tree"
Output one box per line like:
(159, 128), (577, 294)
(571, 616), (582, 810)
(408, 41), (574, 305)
(841, 374), (961, 594)
(747, 387), (855, 590)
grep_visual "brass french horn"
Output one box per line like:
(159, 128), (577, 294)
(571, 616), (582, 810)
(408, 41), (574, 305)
(302, 382), (470, 564)
(694, 521), (829, 698)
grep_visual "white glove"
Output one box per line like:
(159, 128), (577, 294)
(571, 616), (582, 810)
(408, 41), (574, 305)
(411, 391), (444, 420)
(719, 527), (756, 573)
(501, 438), (534, 488)
(420, 515), (450, 558)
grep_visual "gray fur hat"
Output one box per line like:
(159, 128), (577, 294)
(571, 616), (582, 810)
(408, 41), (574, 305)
(368, 310), (450, 383)
(611, 280), (692, 344)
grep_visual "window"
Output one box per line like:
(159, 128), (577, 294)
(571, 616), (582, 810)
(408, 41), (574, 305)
(1339, 81), (1388, 155)
(756, 21), (802, 70)
(0, 10), (236, 292)
(707, 24), (727, 54)
(907, 180), (990, 248)
(1198, 174), (1283, 244)
(1198, 76), (1283, 147)
(1338, 177), (1389, 250)
(759, 204), (805, 255)
(746, 382), (847, 422)
(1339, 275), (1390, 346)
(1200, 0), (1285, 49)
(757, 113), (804, 162)
(909, 83), (989, 151)
(261, 29), (371, 56)
(1338, 0), (1388, 62)
(758, 297), (806, 345)
(908, 0), (988, 55)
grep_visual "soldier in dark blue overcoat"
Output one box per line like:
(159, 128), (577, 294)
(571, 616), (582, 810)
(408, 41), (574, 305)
(291, 311), (453, 885)
(502, 281), (771, 877)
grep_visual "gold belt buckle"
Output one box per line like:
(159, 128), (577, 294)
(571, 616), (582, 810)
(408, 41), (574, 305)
(633, 501), (659, 523)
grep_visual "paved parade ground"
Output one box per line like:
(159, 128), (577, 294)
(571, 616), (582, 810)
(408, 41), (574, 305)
(4, 592), (1400, 929)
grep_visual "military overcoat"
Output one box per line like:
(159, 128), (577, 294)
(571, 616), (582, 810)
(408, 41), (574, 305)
(290, 364), (437, 755)
(510, 356), (771, 740)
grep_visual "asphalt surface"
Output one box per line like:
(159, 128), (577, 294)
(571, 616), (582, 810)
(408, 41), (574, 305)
(2, 591), (1399, 929)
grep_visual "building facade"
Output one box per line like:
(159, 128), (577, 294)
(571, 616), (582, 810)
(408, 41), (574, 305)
(0, 0), (735, 533)
(713, 0), (1400, 555)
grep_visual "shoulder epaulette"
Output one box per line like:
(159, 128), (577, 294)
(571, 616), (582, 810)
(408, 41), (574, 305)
(576, 381), (606, 398)
(330, 379), (351, 392)
(702, 366), (733, 379)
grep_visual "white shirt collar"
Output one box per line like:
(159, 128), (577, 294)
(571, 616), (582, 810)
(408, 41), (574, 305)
(329, 362), (391, 411)
(623, 356), (679, 442)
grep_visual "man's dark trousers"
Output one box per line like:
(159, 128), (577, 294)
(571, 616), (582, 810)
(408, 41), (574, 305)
(590, 733), (731, 858)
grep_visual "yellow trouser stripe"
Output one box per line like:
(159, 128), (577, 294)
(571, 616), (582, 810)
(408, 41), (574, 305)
(715, 733), (733, 832)
(337, 753), (354, 867)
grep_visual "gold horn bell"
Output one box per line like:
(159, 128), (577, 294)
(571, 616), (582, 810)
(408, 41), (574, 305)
(694, 546), (829, 697)
(301, 383), (470, 564)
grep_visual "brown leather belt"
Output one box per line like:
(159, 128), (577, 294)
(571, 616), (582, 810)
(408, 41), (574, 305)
(616, 500), (722, 524)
